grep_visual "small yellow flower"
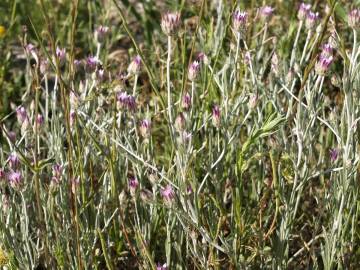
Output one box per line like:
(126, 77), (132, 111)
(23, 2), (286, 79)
(0, 26), (6, 38)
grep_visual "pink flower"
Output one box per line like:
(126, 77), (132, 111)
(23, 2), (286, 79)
(7, 170), (22, 188)
(95, 25), (109, 43)
(212, 105), (221, 128)
(305, 11), (319, 30)
(182, 92), (191, 111)
(260, 6), (274, 20)
(348, 9), (360, 29)
(127, 55), (141, 76)
(315, 55), (333, 76)
(298, 3), (311, 21)
(129, 176), (139, 196)
(8, 153), (20, 169)
(188, 61), (200, 81)
(160, 185), (175, 204)
(139, 119), (151, 138)
(161, 12), (181, 36)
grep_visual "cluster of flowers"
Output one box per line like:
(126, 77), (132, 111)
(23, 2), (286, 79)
(0, 153), (22, 189)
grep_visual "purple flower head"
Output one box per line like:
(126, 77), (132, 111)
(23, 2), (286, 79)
(157, 263), (168, 270)
(161, 12), (181, 36)
(129, 176), (139, 196)
(305, 11), (319, 30)
(139, 119), (151, 138)
(127, 55), (141, 75)
(188, 60), (200, 81)
(348, 9), (360, 29)
(260, 6), (274, 20)
(126, 95), (137, 112)
(315, 55), (333, 76)
(52, 164), (63, 184)
(95, 25), (109, 43)
(329, 148), (339, 162)
(160, 185), (175, 204)
(96, 68), (107, 83)
(85, 56), (98, 73)
(56, 46), (66, 65)
(182, 92), (191, 111)
(36, 114), (44, 126)
(186, 185), (193, 194)
(16, 106), (28, 124)
(212, 105), (221, 128)
(116, 91), (128, 109)
(321, 43), (333, 58)
(7, 170), (22, 188)
(298, 3), (311, 20)
(233, 10), (248, 33)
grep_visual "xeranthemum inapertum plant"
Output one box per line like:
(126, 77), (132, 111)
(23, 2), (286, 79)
(0, 0), (360, 269)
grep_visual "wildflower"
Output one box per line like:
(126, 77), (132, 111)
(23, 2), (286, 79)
(129, 176), (139, 196)
(85, 56), (98, 74)
(52, 164), (63, 184)
(212, 105), (221, 128)
(161, 11), (181, 36)
(40, 59), (49, 75)
(233, 10), (248, 34)
(36, 114), (44, 126)
(175, 112), (186, 132)
(139, 119), (151, 139)
(96, 68), (107, 83)
(182, 92), (191, 111)
(248, 93), (259, 109)
(126, 95), (137, 112)
(16, 106), (28, 124)
(298, 3), (311, 21)
(186, 185), (193, 194)
(305, 11), (319, 30)
(348, 9), (360, 29)
(315, 55), (333, 76)
(7, 170), (22, 188)
(260, 6), (274, 20)
(25, 43), (37, 55)
(56, 46), (66, 66)
(95, 25), (109, 43)
(116, 91), (128, 110)
(320, 43), (333, 58)
(188, 60), (200, 81)
(140, 189), (153, 203)
(160, 185), (175, 204)
(157, 263), (168, 270)
(329, 148), (339, 162)
(8, 153), (20, 169)
(244, 51), (251, 64)
(127, 55), (141, 76)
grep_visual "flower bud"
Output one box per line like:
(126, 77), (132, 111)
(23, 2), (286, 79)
(56, 46), (66, 66)
(348, 9), (360, 29)
(298, 3), (311, 21)
(212, 105), (221, 128)
(129, 176), (139, 196)
(175, 112), (186, 132)
(259, 6), (274, 21)
(233, 10), (248, 34)
(248, 93), (258, 109)
(188, 60), (200, 81)
(139, 119), (151, 139)
(305, 11), (319, 30)
(85, 56), (98, 74)
(8, 153), (20, 169)
(182, 92), (191, 111)
(160, 184), (175, 205)
(95, 25), (109, 43)
(127, 55), (141, 76)
(7, 170), (22, 189)
(315, 55), (333, 76)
